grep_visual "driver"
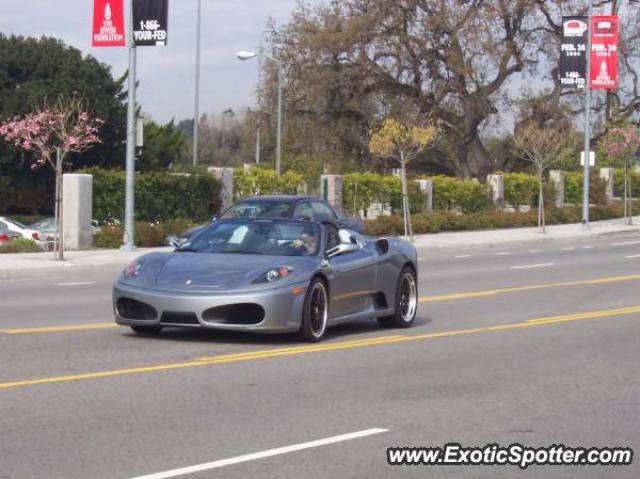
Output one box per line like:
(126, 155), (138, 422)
(292, 228), (317, 255)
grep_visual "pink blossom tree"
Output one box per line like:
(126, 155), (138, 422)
(0, 97), (103, 259)
(600, 126), (640, 225)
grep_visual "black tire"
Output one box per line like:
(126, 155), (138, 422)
(130, 325), (163, 335)
(299, 277), (329, 342)
(378, 266), (418, 328)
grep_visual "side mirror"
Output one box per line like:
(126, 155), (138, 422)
(165, 235), (180, 249)
(326, 229), (359, 258)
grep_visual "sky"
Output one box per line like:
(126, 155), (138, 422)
(0, 0), (317, 123)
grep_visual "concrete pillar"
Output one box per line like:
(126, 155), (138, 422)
(549, 170), (565, 208)
(320, 175), (343, 213)
(487, 174), (505, 209)
(208, 167), (234, 210)
(243, 163), (252, 173)
(62, 174), (93, 250)
(415, 179), (433, 211)
(599, 167), (615, 204)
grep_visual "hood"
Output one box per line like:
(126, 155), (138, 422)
(120, 252), (316, 293)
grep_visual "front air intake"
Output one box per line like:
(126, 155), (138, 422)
(202, 304), (265, 325)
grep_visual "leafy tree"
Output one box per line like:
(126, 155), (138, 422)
(0, 34), (126, 213)
(138, 120), (188, 171)
(370, 119), (437, 239)
(0, 97), (102, 259)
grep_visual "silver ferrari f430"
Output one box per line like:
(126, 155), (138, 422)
(113, 218), (418, 341)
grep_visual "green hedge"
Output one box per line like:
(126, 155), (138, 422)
(564, 172), (607, 205)
(0, 237), (42, 254)
(84, 168), (222, 224)
(427, 175), (493, 213)
(234, 166), (305, 198)
(504, 172), (539, 209)
(364, 203), (628, 236)
(613, 169), (640, 198)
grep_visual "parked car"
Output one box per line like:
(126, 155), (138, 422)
(179, 196), (364, 242)
(114, 218), (417, 341)
(0, 227), (21, 245)
(29, 217), (102, 242)
(0, 217), (41, 242)
(30, 217), (56, 241)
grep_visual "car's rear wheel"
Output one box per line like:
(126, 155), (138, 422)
(130, 325), (163, 335)
(299, 278), (329, 342)
(378, 266), (417, 328)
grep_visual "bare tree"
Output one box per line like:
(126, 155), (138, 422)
(513, 123), (577, 232)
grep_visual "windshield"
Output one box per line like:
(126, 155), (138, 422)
(179, 219), (320, 256)
(7, 219), (28, 229)
(221, 200), (293, 219)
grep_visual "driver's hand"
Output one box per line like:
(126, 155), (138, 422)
(292, 239), (303, 249)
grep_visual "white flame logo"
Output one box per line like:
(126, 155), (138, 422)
(104, 2), (112, 21)
(601, 60), (608, 74)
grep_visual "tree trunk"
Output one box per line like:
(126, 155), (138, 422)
(400, 151), (412, 241)
(55, 148), (65, 261)
(538, 170), (546, 234)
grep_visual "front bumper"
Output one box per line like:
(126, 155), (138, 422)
(113, 281), (308, 333)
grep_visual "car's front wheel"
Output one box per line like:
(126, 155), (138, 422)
(130, 325), (163, 335)
(299, 277), (329, 342)
(378, 266), (417, 328)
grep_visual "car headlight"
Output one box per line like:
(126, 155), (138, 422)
(253, 266), (292, 284)
(125, 260), (141, 278)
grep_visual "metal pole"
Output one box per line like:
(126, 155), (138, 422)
(276, 62), (283, 176)
(193, 0), (202, 166)
(123, 0), (137, 251)
(582, 0), (594, 228)
(255, 36), (263, 165)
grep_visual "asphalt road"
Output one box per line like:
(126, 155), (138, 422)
(1, 232), (639, 478)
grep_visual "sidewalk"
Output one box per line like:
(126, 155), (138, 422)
(412, 215), (640, 249)
(0, 247), (171, 280)
(1, 216), (640, 280)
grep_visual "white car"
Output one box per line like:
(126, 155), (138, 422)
(0, 217), (41, 242)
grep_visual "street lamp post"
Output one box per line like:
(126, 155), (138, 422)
(123, 0), (137, 251)
(237, 48), (283, 176)
(193, 0), (202, 166)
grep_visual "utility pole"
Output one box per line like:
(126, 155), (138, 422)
(582, 0), (594, 228)
(193, 0), (202, 166)
(123, 0), (137, 251)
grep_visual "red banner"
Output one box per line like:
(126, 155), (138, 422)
(590, 15), (619, 89)
(92, 0), (126, 47)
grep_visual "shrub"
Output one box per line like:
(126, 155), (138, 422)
(92, 219), (198, 249)
(504, 172), (538, 209)
(363, 202), (627, 236)
(427, 175), (493, 213)
(565, 172), (607, 205)
(85, 168), (222, 224)
(234, 166), (305, 198)
(613, 169), (640, 198)
(0, 237), (42, 254)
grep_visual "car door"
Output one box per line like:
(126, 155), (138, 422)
(325, 226), (377, 319)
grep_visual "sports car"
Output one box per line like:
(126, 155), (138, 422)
(113, 218), (418, 341)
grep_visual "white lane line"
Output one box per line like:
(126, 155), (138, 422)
(562, 247), (575, 251)
(454, 255), (471, 258)
(529, 249), (542, 253)
(625, 254), (640, 259)
(55, 282), (95, 287)
(511, 263), (555, 270)
(129, 428), (389, 479)
(583, 245), (594, 249)
(612, 240), (640, 247)
(496, 252), (511, 256)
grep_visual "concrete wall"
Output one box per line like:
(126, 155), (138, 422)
(208, 167), (234, 211)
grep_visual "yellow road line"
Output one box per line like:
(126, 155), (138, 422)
(420, 273), (640, 303)
(1, 305), (638, 391)
(0, 322), (116, 334)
